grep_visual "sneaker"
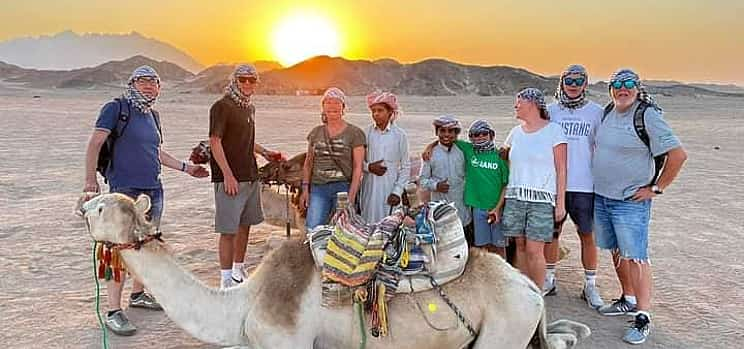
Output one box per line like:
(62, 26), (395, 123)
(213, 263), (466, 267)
(598, 296), (638, 316)
(542, 277), (557, 296)
(221, 277), (236, 290)
(129, 292), (163, 310)
(623, 313), (651, 344)
(105, 310), (136, 336)
(581, 285), (605, 310)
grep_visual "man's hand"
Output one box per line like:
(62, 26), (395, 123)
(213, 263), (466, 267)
(186, 164), (209, 178)
(82, 179), (100, 201)
(224, 175), (239, 196)
(387, 193), (401, 207)
(421, 141), (438, 161)
(435, 179), (450, 193)
(631, 186), (656, 202)
(368, 160), (387, 176)
(262, 149), (286, 162)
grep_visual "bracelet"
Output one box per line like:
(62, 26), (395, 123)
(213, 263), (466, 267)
(181, 161), (187, 172)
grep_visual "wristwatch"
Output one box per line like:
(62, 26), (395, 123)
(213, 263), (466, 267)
(651, 185), (663, 195)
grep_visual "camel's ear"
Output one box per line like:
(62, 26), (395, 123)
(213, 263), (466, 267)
(134, 194), (152, 217)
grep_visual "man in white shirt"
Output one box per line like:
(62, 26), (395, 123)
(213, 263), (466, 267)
(361, 91), (410, 223)
(544, 64), (604, 310)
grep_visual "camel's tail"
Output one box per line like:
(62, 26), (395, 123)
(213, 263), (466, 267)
(531, 307), (591, 349)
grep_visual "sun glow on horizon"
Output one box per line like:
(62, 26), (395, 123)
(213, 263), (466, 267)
(271, 12), (342, 67)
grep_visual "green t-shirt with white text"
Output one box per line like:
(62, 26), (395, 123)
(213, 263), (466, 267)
(455, 140), (509, 210)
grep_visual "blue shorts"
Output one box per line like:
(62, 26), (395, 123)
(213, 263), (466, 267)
(306, 181), (350, 230)
(473, 208), (506, 247)
(111, 186), (164, 227)
(593, 194), (651, 262)
(554, 191), (594, 236)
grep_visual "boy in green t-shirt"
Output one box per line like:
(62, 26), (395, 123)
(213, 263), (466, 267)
(424, 119), (509, 257)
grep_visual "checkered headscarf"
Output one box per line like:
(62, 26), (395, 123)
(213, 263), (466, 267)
(433, 115), (462, 134)
(225, 64), (259, 109)
(517, 87), (547, 112)
(124, 65), (160, 113)
(554, 64), (589, 110)
(609, 68), (661, 111)
(468, 119), (496, 152)
(367, 91), (401, 122)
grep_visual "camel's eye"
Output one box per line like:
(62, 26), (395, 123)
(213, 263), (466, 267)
(98, 207), (103, 215)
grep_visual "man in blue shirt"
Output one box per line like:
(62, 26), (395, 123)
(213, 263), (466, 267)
(82, 66), (208, 336)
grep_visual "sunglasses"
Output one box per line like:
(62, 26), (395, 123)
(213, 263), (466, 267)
(469, 131), (491, 137)
(237, 76), (258, 84)
(610, 79), (638, 90)
(134, 77), (159, 84)
(563, 77), (585, 86)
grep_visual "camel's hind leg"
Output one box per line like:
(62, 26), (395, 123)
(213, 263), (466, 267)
(471, 316), (536, 349)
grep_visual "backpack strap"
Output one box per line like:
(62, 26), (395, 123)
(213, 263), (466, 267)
(601, 102), (614, 122)
(112, 97), (131, 139)
(633, 101), (667, 185)
(151, 109), (163, 144)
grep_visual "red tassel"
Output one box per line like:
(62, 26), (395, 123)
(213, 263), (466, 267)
(98, 261), (105, 279)
(113, 268), (121, 283)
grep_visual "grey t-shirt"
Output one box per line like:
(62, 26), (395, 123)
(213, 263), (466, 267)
(592, 101), (682, 200)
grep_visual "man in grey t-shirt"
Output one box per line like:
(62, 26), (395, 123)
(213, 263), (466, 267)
(592, 69), (687, 345)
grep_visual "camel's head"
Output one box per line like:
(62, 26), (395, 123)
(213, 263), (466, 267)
(76, 193), (153, 244)
(258, 152), (306, 189)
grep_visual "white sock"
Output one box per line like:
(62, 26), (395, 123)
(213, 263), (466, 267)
(232, 262), (245, 281)
(625, 295), (637, 305)
(545, 264), (557, 283)
(584, 270), (597, 287)
(221, 269), (233, 283)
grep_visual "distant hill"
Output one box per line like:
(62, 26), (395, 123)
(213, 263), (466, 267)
(0, 31), (204, 73)
(199, 56), (558, 96)
(0, 55), (193, 88)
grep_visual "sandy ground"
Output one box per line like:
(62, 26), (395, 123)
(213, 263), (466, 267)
(0, 87), (742, 348)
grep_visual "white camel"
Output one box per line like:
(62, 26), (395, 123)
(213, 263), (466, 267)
(77, 193), (590, 349)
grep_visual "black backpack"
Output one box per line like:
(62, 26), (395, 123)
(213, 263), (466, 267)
(96, 98), (162, 182)
(602, 101), (667, 185)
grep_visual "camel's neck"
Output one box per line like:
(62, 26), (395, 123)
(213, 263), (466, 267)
(120, 246), (250, 346)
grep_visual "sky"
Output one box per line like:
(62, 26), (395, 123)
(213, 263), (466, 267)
(1, 0), (742, 84)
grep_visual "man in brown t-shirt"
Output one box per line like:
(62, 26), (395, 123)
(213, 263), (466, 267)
(209, 64), (283, 289)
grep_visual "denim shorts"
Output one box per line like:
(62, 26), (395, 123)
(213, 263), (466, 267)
(554, 191), (595, 236)
(306, 181), (350, 230)
(111, 186), (164, 227)
(501, 199), (554, 242)
(593, 194), (651, 262)
(473, 208), (506, 247)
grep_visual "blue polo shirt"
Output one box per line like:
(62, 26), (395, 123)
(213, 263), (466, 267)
(95, 99), (162, 189)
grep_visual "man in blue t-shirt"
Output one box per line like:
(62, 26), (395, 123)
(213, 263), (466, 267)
(82, 66), (208, 336)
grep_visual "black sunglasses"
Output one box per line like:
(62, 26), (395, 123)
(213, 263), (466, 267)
(237, 76), (258, 84)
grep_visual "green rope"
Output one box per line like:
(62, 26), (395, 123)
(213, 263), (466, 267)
(354, 301), (367, 349)
(93, 241), (109, 349)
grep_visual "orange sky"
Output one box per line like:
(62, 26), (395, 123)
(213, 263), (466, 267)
(1, 0), (742, 84)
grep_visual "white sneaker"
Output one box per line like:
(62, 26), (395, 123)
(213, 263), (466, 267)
(220, 277), (235, 290)
(232, 268), (246, 283)
(542, 277), (557, 296)
(582, 284), (605, 310)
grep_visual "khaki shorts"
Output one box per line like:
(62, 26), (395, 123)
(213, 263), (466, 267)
(214, 181), (264, 233)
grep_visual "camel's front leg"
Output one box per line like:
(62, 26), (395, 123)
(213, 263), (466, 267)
(471, 316), (535, 349)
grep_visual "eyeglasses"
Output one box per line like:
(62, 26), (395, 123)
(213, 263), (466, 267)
(134, 77), (159, 85)
(563, 77), (585, 86)
(237, 76), (258, 84)
(610, 79), (638, 90)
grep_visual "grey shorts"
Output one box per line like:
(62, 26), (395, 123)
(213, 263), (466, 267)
(501, 199), (554, 243)
(214, 181), (264, 234)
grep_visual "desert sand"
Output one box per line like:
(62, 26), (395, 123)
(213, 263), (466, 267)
(0, 86), (742, 348)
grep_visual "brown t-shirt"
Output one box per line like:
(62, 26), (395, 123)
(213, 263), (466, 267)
(307, 124), (366, 185)
(209, 96), (258, 183)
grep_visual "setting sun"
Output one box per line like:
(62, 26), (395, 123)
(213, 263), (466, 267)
(271, 12), (342, 67)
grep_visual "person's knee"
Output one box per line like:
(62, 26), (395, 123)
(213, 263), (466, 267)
(579, 233), (595, 245)
(220, 233), (235, 242)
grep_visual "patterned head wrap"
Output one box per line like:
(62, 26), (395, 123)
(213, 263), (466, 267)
(321, 87), (347, 106)
(433, 115), (462, 132)
(608, 68), (661, 111)
(225, 64), (259, 109)
(554, 64), (589, 110)
(468, 119), (496, 152)
(517, 87), (547, 111)
(124, 65), (160, 113)
(366, 91), (401, 122)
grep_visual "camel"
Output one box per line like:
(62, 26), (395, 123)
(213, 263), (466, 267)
(77, 193), (590, 348)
